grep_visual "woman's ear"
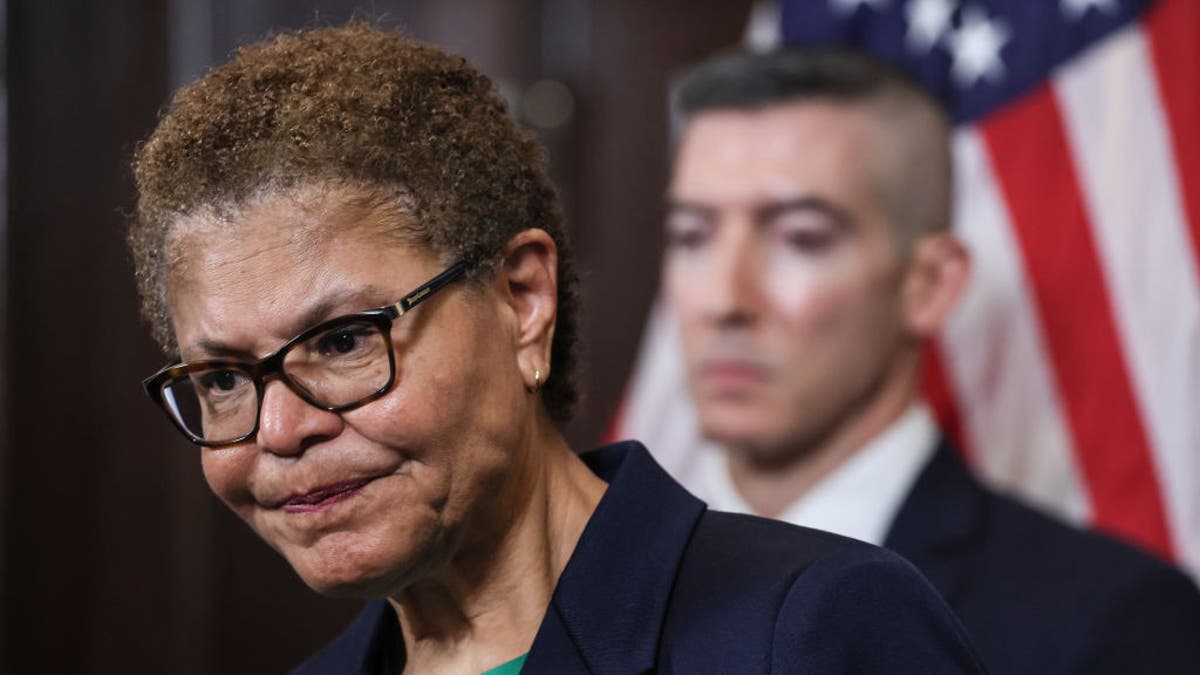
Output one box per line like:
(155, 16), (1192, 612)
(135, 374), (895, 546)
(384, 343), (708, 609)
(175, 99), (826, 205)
(496, 229), (558, 389)
(901, 232), (970, 338)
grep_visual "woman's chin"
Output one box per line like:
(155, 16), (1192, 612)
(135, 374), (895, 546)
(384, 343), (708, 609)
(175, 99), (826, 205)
(303, 573), (392, 598)
(266, 508), (444, 598)
(284, 543), (417, 598)
(293, 559), (404, 598)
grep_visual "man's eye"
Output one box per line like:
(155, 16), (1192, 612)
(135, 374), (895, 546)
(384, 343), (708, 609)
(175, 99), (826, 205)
(783, 229), (835, 251)
(666, 228), (709, 249)
(665, 210), (713, 250)
(665, 221), (712, 249)
(667, 229), (700, 248)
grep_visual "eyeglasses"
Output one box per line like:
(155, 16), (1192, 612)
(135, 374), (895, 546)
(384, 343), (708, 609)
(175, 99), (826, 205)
(143, 260), (472, 447)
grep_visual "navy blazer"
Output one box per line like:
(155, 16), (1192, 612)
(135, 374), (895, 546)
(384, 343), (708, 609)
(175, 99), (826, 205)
(886, 440), (1200, 674)
(294, 441), (983, 673)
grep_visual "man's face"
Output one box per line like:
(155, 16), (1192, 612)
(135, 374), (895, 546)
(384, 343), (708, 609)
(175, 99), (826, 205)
(665, 101), (914, 463)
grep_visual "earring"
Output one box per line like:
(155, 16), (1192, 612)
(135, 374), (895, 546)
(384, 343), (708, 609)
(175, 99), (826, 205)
(528, 368), (542, 393)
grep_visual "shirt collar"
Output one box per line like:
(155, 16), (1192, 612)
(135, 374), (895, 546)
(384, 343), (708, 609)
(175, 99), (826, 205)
(703, 403), (939, 545)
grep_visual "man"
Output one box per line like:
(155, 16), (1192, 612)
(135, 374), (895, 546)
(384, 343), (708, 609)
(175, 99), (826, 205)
(661, 47), (1200, 674)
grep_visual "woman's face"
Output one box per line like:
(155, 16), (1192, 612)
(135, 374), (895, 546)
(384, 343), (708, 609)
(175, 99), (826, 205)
(166, 188), (531, 597)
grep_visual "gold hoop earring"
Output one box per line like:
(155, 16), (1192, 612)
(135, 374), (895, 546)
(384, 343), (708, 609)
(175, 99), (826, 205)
(528, 368), (542, 393)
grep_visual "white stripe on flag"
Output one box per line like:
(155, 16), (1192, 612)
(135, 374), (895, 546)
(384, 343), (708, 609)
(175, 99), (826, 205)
(942, 128), (1092, 525)
(1054, 25), (1200, 578)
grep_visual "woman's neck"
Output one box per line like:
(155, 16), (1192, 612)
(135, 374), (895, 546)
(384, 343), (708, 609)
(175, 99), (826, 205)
(390, 418), (607, 674)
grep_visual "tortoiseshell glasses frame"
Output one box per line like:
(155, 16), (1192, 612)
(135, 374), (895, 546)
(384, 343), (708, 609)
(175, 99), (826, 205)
(142, 259), (472, 447)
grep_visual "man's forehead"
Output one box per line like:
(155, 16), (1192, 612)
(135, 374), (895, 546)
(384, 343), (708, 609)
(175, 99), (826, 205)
(680, 99), (873, 146)
(670, 101), (878, 203)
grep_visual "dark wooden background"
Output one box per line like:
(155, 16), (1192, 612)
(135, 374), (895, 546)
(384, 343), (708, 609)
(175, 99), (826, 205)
(1, 1), (752, 672)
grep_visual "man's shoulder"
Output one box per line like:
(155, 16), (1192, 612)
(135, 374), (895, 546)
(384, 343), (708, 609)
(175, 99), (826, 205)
(901, 449), (1200, 673)
(897, 442), (1189, 596)
(977, 478), (1187, 598)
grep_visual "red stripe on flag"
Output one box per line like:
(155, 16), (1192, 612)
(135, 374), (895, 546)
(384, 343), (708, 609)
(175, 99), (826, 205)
(1144, 0), (1200, 275)
(980, 85), (1175, 560)
(920, 341), (972, 462)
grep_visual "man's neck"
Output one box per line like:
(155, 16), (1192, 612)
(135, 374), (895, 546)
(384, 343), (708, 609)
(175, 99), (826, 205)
(726, 377), (918, 519)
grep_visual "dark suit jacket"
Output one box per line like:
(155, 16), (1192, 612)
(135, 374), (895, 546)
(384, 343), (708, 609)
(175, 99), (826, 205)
(886, 439), (1200, 675)
(294, 441), (983, 673)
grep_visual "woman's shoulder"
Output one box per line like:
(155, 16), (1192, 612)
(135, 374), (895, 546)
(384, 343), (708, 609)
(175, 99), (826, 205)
(657, 509), (984, 673)
(674, 508), (904, 605)
(696, 509), (873, 563)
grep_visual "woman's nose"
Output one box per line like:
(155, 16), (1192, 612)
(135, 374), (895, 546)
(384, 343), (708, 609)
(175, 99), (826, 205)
(255, 380), (343, 456)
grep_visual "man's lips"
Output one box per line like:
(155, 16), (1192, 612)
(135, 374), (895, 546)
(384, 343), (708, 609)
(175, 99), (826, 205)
(697, 359), (770, 388)
(279, 476), (378, 513)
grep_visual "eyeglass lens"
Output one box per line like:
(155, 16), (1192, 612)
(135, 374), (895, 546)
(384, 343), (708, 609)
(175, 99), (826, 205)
(159, 319), (393, 443)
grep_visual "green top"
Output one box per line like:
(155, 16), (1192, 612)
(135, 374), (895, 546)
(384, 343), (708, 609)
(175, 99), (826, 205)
(481, 653), (527, 675)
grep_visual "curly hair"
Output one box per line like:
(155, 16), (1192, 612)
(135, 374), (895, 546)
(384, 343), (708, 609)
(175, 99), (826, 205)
(130, 22), (581, 421)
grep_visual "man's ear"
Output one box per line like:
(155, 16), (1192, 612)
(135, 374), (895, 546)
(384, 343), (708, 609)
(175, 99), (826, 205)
(496, 229), (558, 389)
(901, 232), (970, 338)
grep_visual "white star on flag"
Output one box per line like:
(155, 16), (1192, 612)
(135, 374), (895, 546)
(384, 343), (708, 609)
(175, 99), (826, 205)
(829, 0), (889, 15)
(947, 5), (1011, 87)
(906, 0), (958, 52)
(745, 0), (784, 51)
(1061, 0), (1119, 20)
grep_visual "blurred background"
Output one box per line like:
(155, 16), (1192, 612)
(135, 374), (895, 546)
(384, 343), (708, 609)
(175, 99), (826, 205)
(0, 0), (757, 672)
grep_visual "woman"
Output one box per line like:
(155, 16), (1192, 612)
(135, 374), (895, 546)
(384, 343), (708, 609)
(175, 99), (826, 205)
(132, 24), (982, 674)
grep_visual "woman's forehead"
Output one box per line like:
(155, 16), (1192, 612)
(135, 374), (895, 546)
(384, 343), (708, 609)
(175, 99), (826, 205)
(168, 184), (424, 280)
(173, 184), (409, 244)
(164, 190), (438, 356)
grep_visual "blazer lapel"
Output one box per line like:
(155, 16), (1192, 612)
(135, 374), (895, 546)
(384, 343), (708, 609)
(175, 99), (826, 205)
(523, 442), (706, 674)
(520, 602), (593, 673)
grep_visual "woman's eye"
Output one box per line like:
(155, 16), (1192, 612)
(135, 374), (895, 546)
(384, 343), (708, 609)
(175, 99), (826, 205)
(199, 370), (242, 392)
(317, 325), (371, 356)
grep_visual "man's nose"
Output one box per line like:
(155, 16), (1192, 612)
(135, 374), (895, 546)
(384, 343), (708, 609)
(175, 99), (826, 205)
(701, 229), (760, 326)
(255, 380), (343, 456)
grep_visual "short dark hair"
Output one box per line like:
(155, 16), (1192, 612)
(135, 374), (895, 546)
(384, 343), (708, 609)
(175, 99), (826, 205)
(675, 46), (947, 121)
(672, 47), (953, 240)
(130, 22), (581, 421)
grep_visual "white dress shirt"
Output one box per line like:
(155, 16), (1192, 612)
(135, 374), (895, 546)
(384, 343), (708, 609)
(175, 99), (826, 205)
(698, 403), (939, 545)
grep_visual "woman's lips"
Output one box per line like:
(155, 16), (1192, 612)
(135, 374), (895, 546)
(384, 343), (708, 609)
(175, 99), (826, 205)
(281, 477), (376, 513)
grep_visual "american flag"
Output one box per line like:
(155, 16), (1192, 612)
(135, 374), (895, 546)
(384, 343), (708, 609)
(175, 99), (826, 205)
(609, 0), (1200, 581)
